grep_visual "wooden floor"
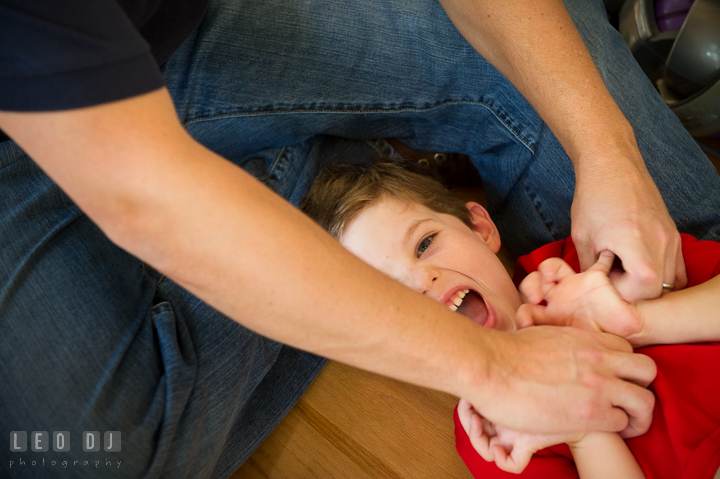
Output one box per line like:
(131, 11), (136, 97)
(233, 361), (474, 479)
(231, 138), (720, 479)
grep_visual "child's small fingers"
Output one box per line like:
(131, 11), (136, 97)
(589, 250), (615, 275)
(521, 303), (566, 327)
(515, 304), (535, 329)
(481, 417), (497, 437)
(494, 444), (532, 474)
(492, 444), (520, 474)
(508, 447), (533, 474)
(456, 399), (474, 433)
(468, 413), (495, 461)
(538, 257), (576, 284)
(518, 272), (544, 304)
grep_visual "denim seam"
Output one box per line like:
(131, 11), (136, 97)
(0, 207), (82, 310)
(267, 146), (288, 179)
(0, 142), (26, 172)
(517, 178), (554, 240)
(183, 101), (535, 154)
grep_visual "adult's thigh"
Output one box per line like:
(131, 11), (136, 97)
(163, 0), (720, 257)
(0, 141), (321, 478)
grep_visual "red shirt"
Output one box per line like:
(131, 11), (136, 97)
(455, 234), (720, 479)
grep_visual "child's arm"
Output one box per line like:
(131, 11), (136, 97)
(569, 432), (645, 479)
(632, 274), (720, 346)
(518, 252), (720, 346)
(457, 399), (645, 478)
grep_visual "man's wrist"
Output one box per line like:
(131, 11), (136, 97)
(453, 327), (503, 409)
(572, 129), (645, 177)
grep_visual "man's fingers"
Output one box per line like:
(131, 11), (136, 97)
(590, 329), (634, 354)
(575, 238), (597, 273)
(613, 349), (657, 388)
(610, 254), (661, 303)
(579, 379), (654, 437)
(619, 412), (654, 439)
(578, 331), (655, 433)
(610, 231), (684, 302)
(612, 382), (656, 438)
(668, 238), (688, 294)
(578, 332), (655, 435)
(609, 352), (657, 437)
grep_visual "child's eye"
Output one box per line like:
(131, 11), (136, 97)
(417, 234), (436, 257)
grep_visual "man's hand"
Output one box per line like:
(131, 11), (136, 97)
(471, 326), (656, 439)
(571, 144), (687, 302)
(517, 251), (645, 340)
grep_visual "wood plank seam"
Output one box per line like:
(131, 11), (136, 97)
(295, 400), (405, 479)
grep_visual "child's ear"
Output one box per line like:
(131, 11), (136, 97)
(466, 202), (502, 253)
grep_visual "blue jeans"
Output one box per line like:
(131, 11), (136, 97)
(2, 0), (720, 478)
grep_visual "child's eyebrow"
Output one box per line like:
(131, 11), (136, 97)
(404, 218), (434, 244)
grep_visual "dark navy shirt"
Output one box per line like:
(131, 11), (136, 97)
(0, 0), (208, 140)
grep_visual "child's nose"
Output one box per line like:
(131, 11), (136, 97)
(405, 268), (438, 295)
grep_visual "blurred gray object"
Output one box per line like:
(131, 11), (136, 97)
(619, 0), (720, 137)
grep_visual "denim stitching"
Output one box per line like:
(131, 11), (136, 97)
(0, 207), (83, 310)
(183, 100), (535, 154)
(0, 142), (26, 172)
(267, 146), (288, 180)
(517, 178), (555, 240)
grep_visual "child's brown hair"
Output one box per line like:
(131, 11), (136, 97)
(300, 159), (472, 239)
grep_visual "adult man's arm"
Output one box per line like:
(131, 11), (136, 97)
(438, 0), (687, 301)
(0, 89), (654, 436)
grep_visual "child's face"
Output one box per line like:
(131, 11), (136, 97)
(341, 198), (521, 331)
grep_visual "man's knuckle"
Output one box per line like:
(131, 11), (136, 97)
(642, 356), (658, 380)
(579, 370), (604, 390)
(641, 389), (656, 410)
(576, 399), (598, 422)
(577, 347), (604, 364)
(634, 264), (660, 285)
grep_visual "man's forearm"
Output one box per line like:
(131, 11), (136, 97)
(437, 0), (637, 165)
(0, 89), (490, 401)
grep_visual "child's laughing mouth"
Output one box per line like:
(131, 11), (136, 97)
(444, 287), (497, 329)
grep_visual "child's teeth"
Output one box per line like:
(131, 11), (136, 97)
(449, 304), (458, 312)
(453, 296), (463, 306)
(458, 290), (467, 299)
(463, 289), (469, 294)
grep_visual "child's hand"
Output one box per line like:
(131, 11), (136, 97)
(457, 398), (585, 474)
(516, 251), (644, 341)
